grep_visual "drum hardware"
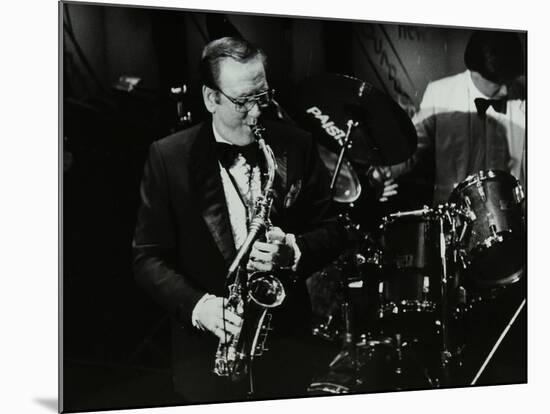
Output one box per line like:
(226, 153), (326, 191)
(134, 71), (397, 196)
(354, 252), (367, 266)
(329, 119), (360, 196)
(312, 315), (339, 341)
(435, 204), (454, 386)
(386, 206), (432, 220)
(449, 170), (526, 287)
(307, 375), (354, 395)
(475, 179), (487, 202)
(298, 78), (526, 391)
(513, 186), (524, 204)
(311, 299), (364, 395)
(377, 280), (436, 318)
(309, 192), (525, 392)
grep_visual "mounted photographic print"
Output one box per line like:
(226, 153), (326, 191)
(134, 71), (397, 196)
(60, 0), (527, 412)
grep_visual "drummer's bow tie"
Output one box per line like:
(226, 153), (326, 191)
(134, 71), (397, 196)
(216, 142), (260, 169)
(474, 98), (507, 117)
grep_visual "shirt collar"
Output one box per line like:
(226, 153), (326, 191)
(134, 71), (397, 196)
(466, 70), (508, 100)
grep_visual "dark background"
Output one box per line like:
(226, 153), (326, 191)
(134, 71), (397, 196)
(61, 2), (526, 412)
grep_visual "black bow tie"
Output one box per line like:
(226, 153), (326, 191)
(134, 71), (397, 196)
(474, 98), (507, 117)
(216, 142), (260, 169)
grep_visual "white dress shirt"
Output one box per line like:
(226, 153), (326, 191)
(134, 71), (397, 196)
(412, 70), (526, 204)
(213, 125), (263, 250)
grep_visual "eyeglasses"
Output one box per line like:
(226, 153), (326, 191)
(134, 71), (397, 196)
(216, 88), (275, 113)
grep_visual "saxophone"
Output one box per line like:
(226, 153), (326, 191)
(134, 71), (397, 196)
(214, 124), (287, 382)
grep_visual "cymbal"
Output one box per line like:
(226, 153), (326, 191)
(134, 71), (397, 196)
(316, 145), (362, 203)
(294, 74), (417, 166)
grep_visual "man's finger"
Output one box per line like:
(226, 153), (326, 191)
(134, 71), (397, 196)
(247, 260), (273, 273)
(218, 319), (241, 336)
(266, 227), (285, 243)
(214, 327), (235, 342)
(220, 309), (242, 325)
(250, 247), (276, 263)
(252, 241), (279, 253)
(224, 311), (243, 327)
(225, 313), (243, 328)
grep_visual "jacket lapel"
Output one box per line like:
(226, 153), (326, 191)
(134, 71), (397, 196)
(190, 124), (236, 266)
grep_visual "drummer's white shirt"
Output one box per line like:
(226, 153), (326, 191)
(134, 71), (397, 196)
(412, 70), (526, 204)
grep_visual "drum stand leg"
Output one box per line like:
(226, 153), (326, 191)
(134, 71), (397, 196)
(326, 281), (364, 391)
(438, 214), (453, 386)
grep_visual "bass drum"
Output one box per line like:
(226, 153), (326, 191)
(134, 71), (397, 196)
(449, 170), (525, 287)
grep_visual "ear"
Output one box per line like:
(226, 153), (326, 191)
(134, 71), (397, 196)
(202, 85), (219, 114)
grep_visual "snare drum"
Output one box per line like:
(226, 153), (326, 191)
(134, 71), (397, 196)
(449, 170), (525, 287)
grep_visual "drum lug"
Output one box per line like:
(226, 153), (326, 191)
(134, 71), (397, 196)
(514, 185), (525, 204)
(458, 249), (469, 269)
(475, 180), (486, 202)
(422, 276), (430, 302)
(463, 196), (476, 221)
(354, 253), (366, 266)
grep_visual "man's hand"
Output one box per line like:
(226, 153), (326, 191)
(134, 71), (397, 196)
(379, 178), (398, 202)
(194, 296), (242, 342)
(247, 227), (295, 273)
(368, 166), (399, 202)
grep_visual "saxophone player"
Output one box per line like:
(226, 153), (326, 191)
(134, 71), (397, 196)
(133, 37), (348, 403)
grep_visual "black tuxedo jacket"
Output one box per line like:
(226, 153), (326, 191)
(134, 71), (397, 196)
(133, 120), (348, 402)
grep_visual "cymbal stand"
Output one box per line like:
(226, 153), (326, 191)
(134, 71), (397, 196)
(328, 282), (358, 371)
(325, 119), (361, 389)
(329, 119), (358, 195)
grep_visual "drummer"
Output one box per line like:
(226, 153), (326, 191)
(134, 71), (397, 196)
(375, 30), (525, 206)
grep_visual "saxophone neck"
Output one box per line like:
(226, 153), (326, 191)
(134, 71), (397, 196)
(251, 123), (277, 194)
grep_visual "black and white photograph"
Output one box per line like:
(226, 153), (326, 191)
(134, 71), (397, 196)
(57, 1), (532, 412)
(7, 0), (550, 413)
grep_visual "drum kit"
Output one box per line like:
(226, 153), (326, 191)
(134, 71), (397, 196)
(294, 74), (527, 394)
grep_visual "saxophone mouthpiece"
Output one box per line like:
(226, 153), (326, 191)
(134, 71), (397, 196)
(251, 123), (266, 138)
